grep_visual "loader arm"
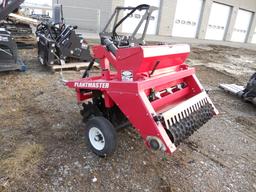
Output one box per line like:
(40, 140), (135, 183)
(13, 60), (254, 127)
(0, 0), (25, 21)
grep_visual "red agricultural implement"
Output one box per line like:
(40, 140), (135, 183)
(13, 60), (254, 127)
(66, 4), (218, 157)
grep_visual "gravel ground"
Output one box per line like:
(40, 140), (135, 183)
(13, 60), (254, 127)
(0, 45), (255, 192)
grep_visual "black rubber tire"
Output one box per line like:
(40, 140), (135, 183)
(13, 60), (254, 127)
(85, 116), (117, 157)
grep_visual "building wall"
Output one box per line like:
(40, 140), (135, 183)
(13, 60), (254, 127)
(156, 0), (256, 43)
(111, 0), (256, 44)
(55, 0), (256, 44)
(199, 0), (256, 42)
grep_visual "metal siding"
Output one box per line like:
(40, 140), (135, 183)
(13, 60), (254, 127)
(57, 0), (113, 32)
(252, 27), (256, 44)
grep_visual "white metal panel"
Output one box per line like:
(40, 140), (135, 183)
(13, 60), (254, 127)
(32, 9), (43, 14)
(205, 3), (231, 41)
(252, 27), (256, 44)
(231, 9), (253, 42)
(122, 0), (160, 35)
(142, 44), (190, 58)
(172, 0), (203, 38)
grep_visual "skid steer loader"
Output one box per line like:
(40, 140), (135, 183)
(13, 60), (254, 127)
(0, 0), (26, 72)
(66, 4), (218, 157)
(36, 4), (91, 65)
(219, 73), (256, 105)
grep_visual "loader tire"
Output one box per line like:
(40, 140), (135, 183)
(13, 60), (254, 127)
(85, 116), (117, 157)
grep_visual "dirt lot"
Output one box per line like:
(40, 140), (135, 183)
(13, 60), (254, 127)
(0, 44), (256, 192)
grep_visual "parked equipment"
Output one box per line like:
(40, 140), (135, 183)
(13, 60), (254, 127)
(100, 4), (157, 46)
(0, 0), (26, 72)
(35, 4), (91, 65)
(30, 13), (51, 23)
(66, 4), (218, 157)
(0, 0), (35, 48)
(219, 73), (256, 105)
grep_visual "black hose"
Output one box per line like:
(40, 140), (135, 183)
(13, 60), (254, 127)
(82, 59), (95, 78)
(103, 38), (118, 55)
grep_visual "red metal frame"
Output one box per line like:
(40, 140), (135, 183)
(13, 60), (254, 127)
(66, 43), (218, 154)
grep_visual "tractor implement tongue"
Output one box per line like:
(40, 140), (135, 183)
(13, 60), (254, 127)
(66, 4), (218, 156)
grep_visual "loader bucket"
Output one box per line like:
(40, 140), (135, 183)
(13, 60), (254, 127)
(0, 28), (26, 72)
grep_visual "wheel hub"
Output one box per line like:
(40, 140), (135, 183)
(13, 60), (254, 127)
(94, 134), (103, 142)
(89, 127), (105, 150)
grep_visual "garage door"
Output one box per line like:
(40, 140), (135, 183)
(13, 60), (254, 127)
(231, 9), (253, 42)
(172, 0), (203, 38)
(122, 0), (160, 35)
(205, 3), (231, 41)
